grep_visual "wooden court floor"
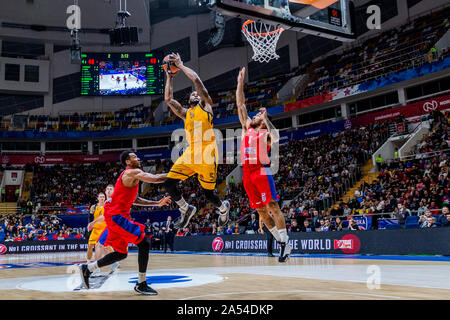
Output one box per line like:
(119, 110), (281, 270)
(0, 251), (450, 300)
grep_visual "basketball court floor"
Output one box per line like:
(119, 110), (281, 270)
(0, 251), (449, 300)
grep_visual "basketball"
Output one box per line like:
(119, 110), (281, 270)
(162, 54), (180, 75)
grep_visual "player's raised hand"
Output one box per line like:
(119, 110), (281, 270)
(158, 196), (172, 207)
(260, 107), (267, 120)
(237, 67), (246, 84)
(169, 53), (183, 68)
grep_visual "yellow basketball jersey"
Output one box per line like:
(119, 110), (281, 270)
(184, 103), (217, 164)
(93, 203), (106, 229)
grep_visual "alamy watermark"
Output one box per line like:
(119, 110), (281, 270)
(66, 4), (81, 30)
(366, 5), (381, 30)
(366, 265), (381, 290)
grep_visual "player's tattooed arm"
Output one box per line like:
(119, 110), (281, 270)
(236, 67), (251, 130)
(170, 53), (214, 109)
(134, 196), (172, 207)
(262, 108), (280, 144)
(133, 170), (168, 184)
(164, 71), (187, 120)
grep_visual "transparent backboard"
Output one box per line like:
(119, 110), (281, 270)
(208, 0), (355, 42)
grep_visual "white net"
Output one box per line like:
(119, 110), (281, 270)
(242, 20), (284, 63)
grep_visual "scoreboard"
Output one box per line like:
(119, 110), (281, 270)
(80, 52), (164, 96)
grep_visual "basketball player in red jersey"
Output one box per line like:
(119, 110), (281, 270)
(236, 67), (291, 262)
(79, 151), (171, 295)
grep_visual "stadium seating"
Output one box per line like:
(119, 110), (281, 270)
(298, 6), (450, 100)
(404, 216), (420, 229)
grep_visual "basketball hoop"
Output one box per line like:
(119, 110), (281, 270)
(242, 20), (284, 63)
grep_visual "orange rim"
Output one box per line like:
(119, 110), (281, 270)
(242, 20), (284, 36)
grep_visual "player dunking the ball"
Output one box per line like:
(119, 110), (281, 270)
(79, 151), (171, 295)
(236, 67), (291, 262)
(163, 53), (230, 229)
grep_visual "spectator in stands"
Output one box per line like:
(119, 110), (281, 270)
(417, 200), (428, 216)
(144, 218), (154, 236)
(0, 226), (4, 242)
(54, 230), (66, 240)
(27, 232), (35, 241)
(422, 217), (438, 228)
(247, 214), (259, 234)
(216, 226), (224, 236)
(322, 218), (335, 232)
(375, 154), (384, 171)
(334, 217), (345, 231)
(14, 233), (24, 241)
(290, 220), (301, 232)
(225, 225), (233, 235)
(316, 219), (327, 232)
(183, 227), (191, 237)
(348, 219), (360, 231)
(312, 210), (321, 229)
(394, 203), (411, 227)
(38, 232), (48, 241)
(232, 223), (246, 235)
(152, 229), (163, 250)
(300, 220), (314, 232)
(162, 216), (174, 253)
(419, 210), (433, 228)
(442, 210), (450, 227)
(438, 207), (450, 226)
(73, 231), (84, 239)
(4, 234), (12, 242)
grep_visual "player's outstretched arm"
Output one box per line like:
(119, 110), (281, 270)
(133, 196), (172, 207)
(170, 53), (214, 111)
(164, 71), (187, 120)
(129, 169), (168, 184)
(236, 67), (251, 130)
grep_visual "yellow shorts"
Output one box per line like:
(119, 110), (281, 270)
(88, 225), (106, 245)
(167, 149), (217, 190)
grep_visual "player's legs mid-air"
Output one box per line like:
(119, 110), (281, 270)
(243, 167), (291, 262)
(164, 130), (230, 229)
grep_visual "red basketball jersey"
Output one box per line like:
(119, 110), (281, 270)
(104, 168), (139, 218)
(241, 127), (271, 172)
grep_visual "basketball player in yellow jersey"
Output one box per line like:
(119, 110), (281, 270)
(87, 192), (107, 262)
(164, 53), (230, 230)
(87, 184), (119, 274)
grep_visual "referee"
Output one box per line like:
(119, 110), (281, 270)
(259, 216), (275, 257)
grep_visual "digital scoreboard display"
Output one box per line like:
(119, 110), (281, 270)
(80, 52), (164, 96)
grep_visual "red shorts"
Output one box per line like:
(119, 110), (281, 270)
(102, 214), (145, 254)
(243, 166), (280, 209)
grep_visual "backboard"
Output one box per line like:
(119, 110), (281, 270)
(208, 0), (356, 42)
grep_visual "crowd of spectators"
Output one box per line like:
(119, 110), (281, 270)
(3, 114), (448, 241)
(10, 121), (391, 239)
(0, 213), (84, 242)
(333, 111), (449, 228)
(298, 6), (449, 100)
